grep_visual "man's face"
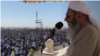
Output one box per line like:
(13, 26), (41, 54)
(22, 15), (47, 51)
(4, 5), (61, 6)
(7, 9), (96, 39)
(64, 8), (80, 41)
(64, 8), (75, 26)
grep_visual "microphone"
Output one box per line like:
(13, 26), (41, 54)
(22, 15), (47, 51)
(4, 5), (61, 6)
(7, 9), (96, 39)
(43, 21), (63, 39)
(39, 21), (63, 53)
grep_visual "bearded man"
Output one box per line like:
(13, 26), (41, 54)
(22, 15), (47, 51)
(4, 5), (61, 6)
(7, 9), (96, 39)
(64, 1), (100, 56)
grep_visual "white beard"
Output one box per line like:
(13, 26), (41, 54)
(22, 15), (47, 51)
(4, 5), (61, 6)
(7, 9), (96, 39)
(67, 23), (80, 41)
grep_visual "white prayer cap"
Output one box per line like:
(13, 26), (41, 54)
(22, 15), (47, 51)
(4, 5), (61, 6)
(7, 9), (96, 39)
(68, 1), (100, 32)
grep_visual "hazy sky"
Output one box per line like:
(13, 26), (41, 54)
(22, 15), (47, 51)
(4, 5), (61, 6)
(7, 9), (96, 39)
(1, 1), (100, 28)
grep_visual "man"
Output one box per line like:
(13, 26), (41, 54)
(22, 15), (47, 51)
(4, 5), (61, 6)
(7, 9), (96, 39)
(64, 1), (100, 56)
(62, 41), (65, 48)
(29, 47), (34, 56)
(10, 48), (15, 56)
(39, 46), (42, 52)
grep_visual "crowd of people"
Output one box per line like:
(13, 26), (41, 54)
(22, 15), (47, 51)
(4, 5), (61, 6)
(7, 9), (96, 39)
(1, 27), (69, 56)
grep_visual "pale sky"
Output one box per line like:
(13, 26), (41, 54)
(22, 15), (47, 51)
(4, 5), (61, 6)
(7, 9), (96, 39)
(1, 1), (100, 28)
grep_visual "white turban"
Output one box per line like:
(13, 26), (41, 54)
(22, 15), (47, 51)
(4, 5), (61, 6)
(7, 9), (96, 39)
(68, 1), (100, 33)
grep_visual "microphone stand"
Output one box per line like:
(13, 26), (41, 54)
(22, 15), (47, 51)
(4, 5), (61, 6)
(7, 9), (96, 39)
(40, 28), (56, 53)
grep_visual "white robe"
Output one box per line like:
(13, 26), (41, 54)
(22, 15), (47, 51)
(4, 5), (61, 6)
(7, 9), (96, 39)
(67, 22), (100, 56)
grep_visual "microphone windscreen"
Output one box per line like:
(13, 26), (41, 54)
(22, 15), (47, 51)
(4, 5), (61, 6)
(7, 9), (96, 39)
(55, 21), (63, 29)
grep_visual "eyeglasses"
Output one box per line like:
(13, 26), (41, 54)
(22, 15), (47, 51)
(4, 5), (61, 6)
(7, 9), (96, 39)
(66, 13), (74, 19)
